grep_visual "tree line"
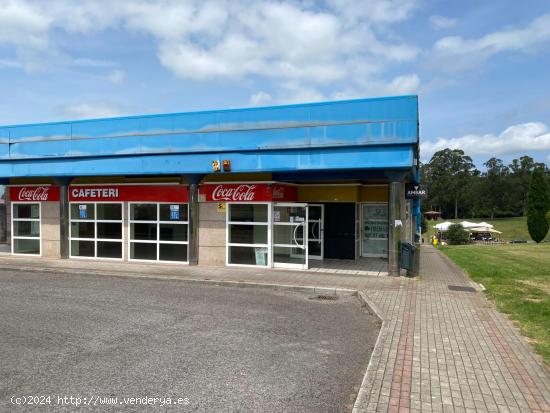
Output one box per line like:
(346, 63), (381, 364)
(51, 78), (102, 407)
(421, 149), (550, 219)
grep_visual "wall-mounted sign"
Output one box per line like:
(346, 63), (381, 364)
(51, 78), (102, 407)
(69, 185), (189, 202)
(199, 183), (297, 202)
(9, 186), (60, 202)
(169, 204), (180, 220)
(405, 183), (428, 199)
(79, 204), (88, 219)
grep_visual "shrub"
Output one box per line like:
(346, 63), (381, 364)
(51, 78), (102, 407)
(446, 224), (470, 245)
(527, 169), (550, 243)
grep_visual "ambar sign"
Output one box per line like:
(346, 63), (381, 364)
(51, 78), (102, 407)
(405, 183), (428, 199)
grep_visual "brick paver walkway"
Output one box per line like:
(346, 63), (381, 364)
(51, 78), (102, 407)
(0, 246), (548, 412)
(354, 246), (550, 413)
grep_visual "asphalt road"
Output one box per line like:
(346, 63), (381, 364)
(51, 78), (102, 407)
(0, 270), (379, 412)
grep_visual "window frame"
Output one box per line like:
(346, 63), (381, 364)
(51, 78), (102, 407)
(69, 201), (124, 261)
(128, 202), (189, 264)
(360, 202), (389, 258)
(226, 202), (271, 268)
(11, 202), (42, 256)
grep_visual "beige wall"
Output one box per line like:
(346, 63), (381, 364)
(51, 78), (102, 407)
(41, 202), (61, 258)
(198, 202), (226, 266)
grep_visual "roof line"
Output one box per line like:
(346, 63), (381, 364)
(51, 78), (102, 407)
(0, 95), (418, 130)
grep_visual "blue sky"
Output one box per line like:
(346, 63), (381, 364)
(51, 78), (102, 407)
(0, 0), (549, 169)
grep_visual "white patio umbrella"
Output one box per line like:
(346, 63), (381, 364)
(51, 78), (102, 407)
(477, 221), (494, 228)
(460, 221), (479, 228)
(434, 221), (453, 231)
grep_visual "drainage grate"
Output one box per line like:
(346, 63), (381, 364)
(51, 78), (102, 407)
(448, 285), (476, 293)
(310, 294), (338, 301)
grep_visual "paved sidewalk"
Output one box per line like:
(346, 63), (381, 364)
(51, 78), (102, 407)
(354, 246), (550, 413)
(0, 247), (549, 412)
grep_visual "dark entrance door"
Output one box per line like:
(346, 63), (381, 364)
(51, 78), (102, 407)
(323, 203), (355, 259)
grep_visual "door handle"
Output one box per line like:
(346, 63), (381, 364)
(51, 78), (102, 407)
(293, 223), (306, 250)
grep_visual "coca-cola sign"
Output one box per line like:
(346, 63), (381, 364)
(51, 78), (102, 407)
(10, 186), (60, 202)
(212, 185), (258, 201)
(200, 183), (297, 202)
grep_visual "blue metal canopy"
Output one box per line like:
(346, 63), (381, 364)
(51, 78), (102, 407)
(0, 95), (418, 178)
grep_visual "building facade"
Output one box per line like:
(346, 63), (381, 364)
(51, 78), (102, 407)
(0, 96), (420, 275)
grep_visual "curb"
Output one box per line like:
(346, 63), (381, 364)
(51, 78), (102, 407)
(352, 291), (386, 413)
(431, 247), (483, 291)
(0, 263), (359, 296)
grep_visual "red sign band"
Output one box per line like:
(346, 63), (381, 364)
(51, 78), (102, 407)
(199, 184), (297, 202)
(69, 185), (189, 202)
(9, 186), (60, 202)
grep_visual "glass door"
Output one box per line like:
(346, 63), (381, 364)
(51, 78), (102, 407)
(361, 203), (389, 258)
(307, 204), (323, 260)
(272, 203), (308, 269)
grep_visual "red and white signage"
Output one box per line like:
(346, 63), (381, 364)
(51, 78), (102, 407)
(69, 185), (189, 202)
(200, 183), (297, 202)
(9, 186), (60, 202)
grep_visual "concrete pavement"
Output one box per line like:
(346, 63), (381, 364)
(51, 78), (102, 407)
(0, 270), (378, 413)
(0, 246), (548, 412)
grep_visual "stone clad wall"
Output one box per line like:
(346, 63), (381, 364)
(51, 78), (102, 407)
(198, 203), (226, 266)
(41, 202), (61, 258)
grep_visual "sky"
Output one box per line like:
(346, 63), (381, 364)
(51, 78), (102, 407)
(0, 0), (549, 169)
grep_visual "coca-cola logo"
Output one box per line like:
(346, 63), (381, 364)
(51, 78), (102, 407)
(272, 186), (285, 199)
(18, 187), (51, 201)
(212, 185), (257, 201)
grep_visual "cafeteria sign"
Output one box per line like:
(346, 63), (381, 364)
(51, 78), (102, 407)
(405, 183), (428, 199)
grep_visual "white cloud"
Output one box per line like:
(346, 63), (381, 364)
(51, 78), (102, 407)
(0, 58), (21, 69)
(386, 73), (420, 94)
(58, 102), (127, 120)
(431, 13), (550, 71)
(326, 0), (419, 24)
(72, 58), (117, 68)
(107, 69), (125, 84)
(249, 91), (272, 106)
(429, 15), (456, 30)
(421, 122), (550, 161)
(0, 0), (420, 96)
(333, 73), (420, 100)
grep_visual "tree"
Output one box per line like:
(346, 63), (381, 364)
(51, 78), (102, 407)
(424, 149), (477, 219)
(446, 224), (470, 245)
(482, 158), (510, 219)
(508, 156), (546, 216)
(526, 168), (550, 243)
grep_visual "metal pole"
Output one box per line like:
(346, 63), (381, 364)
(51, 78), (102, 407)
(55, 178), (71, 259)
(388, 181), (403, 276)
(0, 185), (6, 243)
(188, 182), (199, 266)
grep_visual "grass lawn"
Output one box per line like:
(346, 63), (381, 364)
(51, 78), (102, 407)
(440, 243), (550, 365)
(425, 216), (550, 242)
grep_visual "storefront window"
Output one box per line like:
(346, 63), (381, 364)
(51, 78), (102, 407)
(70, 203), (123, 259)
(227, 203), (269, 266)
(361, 203), (388, 258)
(129, 203), (189, 263)
(12, 203), (40, 255)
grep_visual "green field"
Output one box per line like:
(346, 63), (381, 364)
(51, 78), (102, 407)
(440, 243), (550, 364)
(425, 216), (550, 242)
